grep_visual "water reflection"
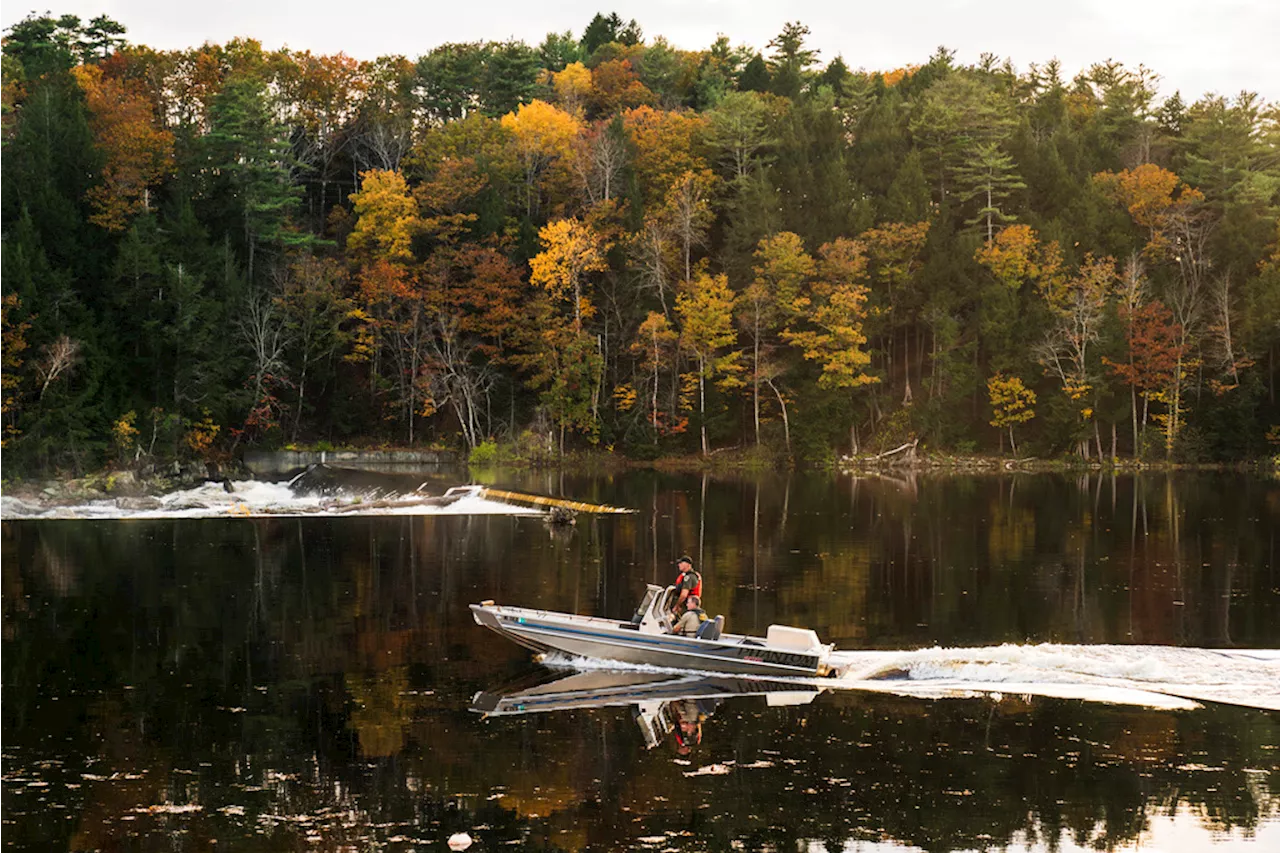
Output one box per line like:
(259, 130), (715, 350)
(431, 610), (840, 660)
(472, 669), (824, 752)
(3, 470), (1279, 850)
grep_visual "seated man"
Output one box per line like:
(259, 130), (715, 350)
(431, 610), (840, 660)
(673, 594), (707, 636)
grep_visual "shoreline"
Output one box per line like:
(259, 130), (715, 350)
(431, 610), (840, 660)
(3, 450), (1275, 509)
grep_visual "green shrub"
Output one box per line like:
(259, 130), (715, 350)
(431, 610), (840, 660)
(469, 439), (499, 465)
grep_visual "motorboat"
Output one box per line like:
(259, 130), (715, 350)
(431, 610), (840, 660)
(470, 584), (842, 678)
(471, 669), (827, 749)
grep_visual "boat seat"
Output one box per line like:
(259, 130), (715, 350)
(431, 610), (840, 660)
(696, 615), (724, 641)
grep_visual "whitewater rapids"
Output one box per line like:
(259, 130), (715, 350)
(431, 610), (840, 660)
(0, 478), (544, 520)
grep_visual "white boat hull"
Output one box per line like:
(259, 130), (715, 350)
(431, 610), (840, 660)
(470, 588), (836, 678)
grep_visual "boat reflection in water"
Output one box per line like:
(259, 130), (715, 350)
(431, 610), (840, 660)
(472, 669), (824, 753)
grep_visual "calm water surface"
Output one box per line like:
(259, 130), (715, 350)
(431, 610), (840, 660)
(3, 470), (1279, 851)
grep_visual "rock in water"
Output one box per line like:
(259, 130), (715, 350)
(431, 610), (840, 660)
(546, 506), (577, 526)
(447, 832), (473, 850)
(115, 496), (163, 511)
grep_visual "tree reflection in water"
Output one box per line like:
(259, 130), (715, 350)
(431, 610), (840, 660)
(2, 470), (1278, 850)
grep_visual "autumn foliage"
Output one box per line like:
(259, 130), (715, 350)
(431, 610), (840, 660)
(72, 63), (174, 231)
(2, 13), (1277, 471)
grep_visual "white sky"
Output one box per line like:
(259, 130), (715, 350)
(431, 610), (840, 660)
(3, 1), (1277, 101)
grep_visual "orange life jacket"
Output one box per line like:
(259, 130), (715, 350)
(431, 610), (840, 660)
(674, 568), (702, 598)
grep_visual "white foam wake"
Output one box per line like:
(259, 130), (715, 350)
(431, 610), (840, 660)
(539, 645), (1280, 711)
(830, 644), (1280, 711)
(0, 480), (544, 519)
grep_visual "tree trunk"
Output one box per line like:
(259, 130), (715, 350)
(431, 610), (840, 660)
(765, 377), (790, 454)
(293, 364), (308, 442)
(698, 357), (708, 456)
(1130, 385), (1138, 458)
(1168, 353), (1183, 459)
(651, 339), (660, 439)
(752, 317), (760, 446)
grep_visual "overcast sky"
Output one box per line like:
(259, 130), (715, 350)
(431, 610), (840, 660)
(4, 1), (1277, 101)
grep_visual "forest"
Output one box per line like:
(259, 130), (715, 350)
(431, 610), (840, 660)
(2, 11), (1278, 474)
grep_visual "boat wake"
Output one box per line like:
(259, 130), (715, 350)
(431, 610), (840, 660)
(542, 644), (1280, 712)
(828, 644), (1280, 711)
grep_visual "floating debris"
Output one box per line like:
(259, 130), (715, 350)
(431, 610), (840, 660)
(683, 763), (732, 777)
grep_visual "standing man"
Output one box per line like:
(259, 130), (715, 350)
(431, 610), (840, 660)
(671, 555), (702, 615)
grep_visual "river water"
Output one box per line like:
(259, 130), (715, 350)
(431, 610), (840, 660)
(3, 469), (1278, 851)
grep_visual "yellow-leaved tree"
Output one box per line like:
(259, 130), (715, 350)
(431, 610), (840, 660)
(739, 232), (814, 447)
(974, 223), (1063, 291)
(677, 270), (742, 456)
(987, 373), (1036, 456)
(552, 61), (593, 116)
(974, 223), (1065, 379)
(529, 218), (610, 331)
(784, 238), (876, 391)
(783, 238), (878, 454)
(500, 100), (582, 217)
(347, 169), (420, 262)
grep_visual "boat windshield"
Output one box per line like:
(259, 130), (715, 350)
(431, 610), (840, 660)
(634, 587), (658, 621)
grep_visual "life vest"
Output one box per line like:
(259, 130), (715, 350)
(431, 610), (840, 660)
(674, 568), (702, 598)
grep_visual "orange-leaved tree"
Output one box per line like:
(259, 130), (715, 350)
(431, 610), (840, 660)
(72, 63), (175, 232)
(1094, 164), (1214, 446)
(589, 59), (654, 116)
(974, 223), (1063, 290)
(1093, 164), (1203, 257)
(1104, 299), (1185, 457)
(416, 245), (526, 448)
(622, 106), (709, 206)
(1, 294), (31, 446)
(625, 311), (682, 438)
(348, 259), (432, 442)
